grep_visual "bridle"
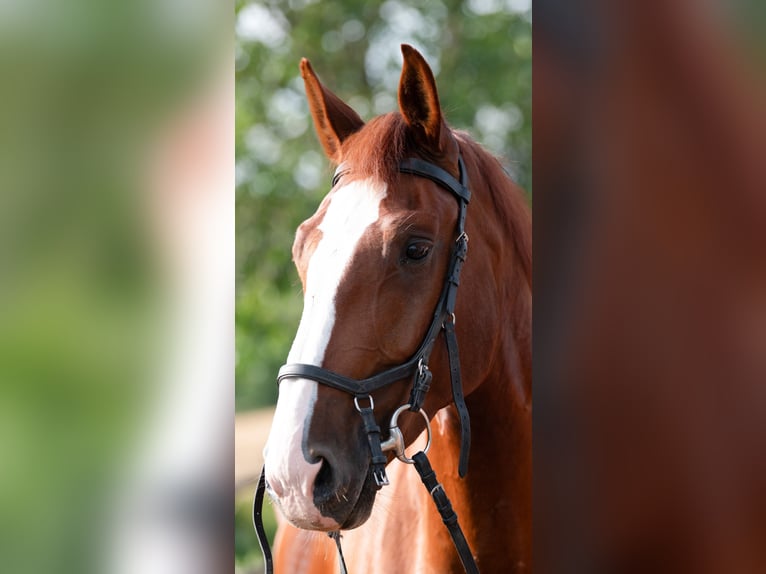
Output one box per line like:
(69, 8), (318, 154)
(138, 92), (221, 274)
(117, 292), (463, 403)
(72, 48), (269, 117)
(280, 155), (472, 483)
(253, 154), (480, 574)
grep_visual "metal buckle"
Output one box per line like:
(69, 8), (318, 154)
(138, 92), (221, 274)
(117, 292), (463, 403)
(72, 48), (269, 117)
(373, 467), (389, 487)
(354, 395), (374, 412)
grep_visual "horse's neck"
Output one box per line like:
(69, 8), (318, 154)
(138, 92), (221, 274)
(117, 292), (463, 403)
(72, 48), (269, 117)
(473, 331), (532, 566)
(337, 325), (531, 574)
(426, 308), (532, 572)
(438, 173), (532, 570)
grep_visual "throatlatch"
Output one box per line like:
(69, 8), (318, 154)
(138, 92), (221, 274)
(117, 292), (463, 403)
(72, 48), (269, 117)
(255, 155), (479, 573)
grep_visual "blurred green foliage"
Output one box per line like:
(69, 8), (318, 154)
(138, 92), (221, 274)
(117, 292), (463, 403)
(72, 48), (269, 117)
(0, 0), (226, 572)
(235, 0), (532, 412)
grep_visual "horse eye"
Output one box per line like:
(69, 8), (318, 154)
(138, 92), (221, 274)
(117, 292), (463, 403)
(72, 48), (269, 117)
(405, 241), (432, 261)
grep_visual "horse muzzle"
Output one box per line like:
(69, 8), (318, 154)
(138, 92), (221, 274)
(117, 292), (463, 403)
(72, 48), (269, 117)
(263, 384), (379, 531)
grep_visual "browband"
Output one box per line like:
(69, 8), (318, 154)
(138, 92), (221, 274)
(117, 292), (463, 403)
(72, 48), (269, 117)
(333, 157), (471, 204)
(398, 157), (471, 203)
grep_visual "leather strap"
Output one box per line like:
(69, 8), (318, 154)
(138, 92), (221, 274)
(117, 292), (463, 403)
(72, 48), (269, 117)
(399, 157), (471, 204)
(252, 466), (273, 574)
(356, 397), (389, 487)
(407, 361), (433, 412)
(328, 532), (348, 574)
(278, 360), (419, 395)
(445, 227), (468, 314)
(413, 452), (479, 573)
(444, 317), (471, 477)
(278, 254), (455, 398)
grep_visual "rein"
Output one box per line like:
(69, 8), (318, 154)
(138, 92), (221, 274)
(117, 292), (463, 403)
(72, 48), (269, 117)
(254, 155), (479, 573)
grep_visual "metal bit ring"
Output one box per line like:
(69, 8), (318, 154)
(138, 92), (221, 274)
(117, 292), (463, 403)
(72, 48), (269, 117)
(380, 403), (432, 464)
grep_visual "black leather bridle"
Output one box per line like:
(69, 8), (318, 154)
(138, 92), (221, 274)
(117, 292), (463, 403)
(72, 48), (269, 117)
(254, 155), (480, 574)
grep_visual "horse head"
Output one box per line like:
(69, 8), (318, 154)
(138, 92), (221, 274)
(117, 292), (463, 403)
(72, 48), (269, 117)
(262, 45), (527, 535)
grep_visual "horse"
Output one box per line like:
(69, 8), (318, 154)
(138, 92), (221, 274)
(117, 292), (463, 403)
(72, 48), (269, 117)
(259, 44), (531, 573)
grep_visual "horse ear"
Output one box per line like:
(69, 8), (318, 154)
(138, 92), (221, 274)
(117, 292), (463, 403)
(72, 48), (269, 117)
(398, 44), (451, 154)
(300, 58), (364, 162)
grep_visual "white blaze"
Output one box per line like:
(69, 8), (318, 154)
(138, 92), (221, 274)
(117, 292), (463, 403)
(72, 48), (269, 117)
(264, 178), (387, 528)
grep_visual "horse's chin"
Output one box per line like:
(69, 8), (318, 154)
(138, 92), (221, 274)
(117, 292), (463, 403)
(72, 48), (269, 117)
(276, 467), (379, 532)
(270, 497), (339, 532)
(337, 470), (378, 530)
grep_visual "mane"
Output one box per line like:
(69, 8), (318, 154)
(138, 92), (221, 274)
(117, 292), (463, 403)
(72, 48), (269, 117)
(338, 112), (532, 286)
(455, 132), (533, 288)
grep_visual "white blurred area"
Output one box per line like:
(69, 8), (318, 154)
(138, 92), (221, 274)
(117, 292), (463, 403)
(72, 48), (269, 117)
(105, 51), (234, 574)
(0, 0), (236, 570)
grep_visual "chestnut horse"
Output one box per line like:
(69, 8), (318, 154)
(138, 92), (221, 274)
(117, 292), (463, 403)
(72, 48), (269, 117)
(260, 45), (531, 573)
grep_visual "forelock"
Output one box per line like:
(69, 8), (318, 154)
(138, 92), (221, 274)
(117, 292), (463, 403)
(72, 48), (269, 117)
(339, 113), (411, 186)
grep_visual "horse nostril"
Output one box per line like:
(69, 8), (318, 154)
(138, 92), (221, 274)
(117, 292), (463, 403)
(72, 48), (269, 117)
(312, 457), (337, 503)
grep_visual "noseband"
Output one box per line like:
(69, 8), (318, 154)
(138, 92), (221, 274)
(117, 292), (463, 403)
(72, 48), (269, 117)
(254, 155), (480, 574)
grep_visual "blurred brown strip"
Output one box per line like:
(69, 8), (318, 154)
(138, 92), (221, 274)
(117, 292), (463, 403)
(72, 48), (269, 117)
(534, 1), (766, 573)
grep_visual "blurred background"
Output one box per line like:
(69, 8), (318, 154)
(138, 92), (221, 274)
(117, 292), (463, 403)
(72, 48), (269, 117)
(0, 0), (233, 572)
(534, 1), (766, 572)
(4, 0), (763, 572)
(234, 1), (531, 571)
